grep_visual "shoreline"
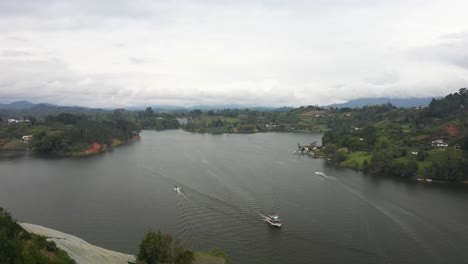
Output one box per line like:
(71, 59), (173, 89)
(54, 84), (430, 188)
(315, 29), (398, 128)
(72, 135), (141, 157)
(0, 136), (141, 157)
(20, 223), (136, 264)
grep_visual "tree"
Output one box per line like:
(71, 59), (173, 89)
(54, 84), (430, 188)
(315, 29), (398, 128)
(138, 230), (194, 264)
(375, 137), (390, 151)
(462, 134), (468, 151)
(370, 152), (391, 176)
(361, 125), (377, 145)
(416, 150), (427, 161)
(0, 208), (74, 264)
(363, 160), (370, 174)
(332, 151), (347, 164)
(144, 107), (154, 118)
(33, 132), (69, 154)
(50, 113), (82, 125)
(323, 143), (337, 157)
(341, 135), (364, 150)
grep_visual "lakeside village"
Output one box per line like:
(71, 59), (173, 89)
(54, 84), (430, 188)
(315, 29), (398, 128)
(295, 139), (460, 157)
(1, 119), (34, 147)
(294, 136), (463, 183)
(294, 142), (327, 158)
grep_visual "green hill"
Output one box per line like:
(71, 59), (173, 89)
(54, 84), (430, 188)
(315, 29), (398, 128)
(322, 88), (468, 182)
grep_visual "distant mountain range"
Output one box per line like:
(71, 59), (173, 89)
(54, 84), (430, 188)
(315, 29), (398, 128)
(0, 100), (37, 109)
(0, 96), (438, 117)
(0, 100), (279, 113)
(325, 97), (437, 108)
(127, 104), (277, 111)
(0, 101), (108, 119)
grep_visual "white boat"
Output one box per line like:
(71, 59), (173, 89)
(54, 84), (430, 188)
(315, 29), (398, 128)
(173, 185), (188, 199)
(264, 214), (282, 227)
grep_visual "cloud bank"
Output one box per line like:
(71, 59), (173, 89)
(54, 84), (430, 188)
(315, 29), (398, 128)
(0, 0), (467, 107)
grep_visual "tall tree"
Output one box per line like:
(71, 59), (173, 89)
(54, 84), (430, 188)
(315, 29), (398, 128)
(138, 230), (194, 264)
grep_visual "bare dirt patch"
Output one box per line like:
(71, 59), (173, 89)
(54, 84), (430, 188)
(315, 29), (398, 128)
(447, 125), (460, 137)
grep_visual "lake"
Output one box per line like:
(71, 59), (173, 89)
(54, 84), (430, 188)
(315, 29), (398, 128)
(1, 130), (468, 263)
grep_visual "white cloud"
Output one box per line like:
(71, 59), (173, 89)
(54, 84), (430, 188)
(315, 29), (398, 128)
(0, 0), (467, 107)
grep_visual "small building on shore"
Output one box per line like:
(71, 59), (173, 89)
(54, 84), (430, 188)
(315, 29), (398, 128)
(22, 135), (33, 143)
(431, 139), (448, 148)
(8, 119), (18, 125)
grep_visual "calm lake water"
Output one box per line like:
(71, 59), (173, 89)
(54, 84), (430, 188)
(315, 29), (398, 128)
(1, 130), (468, 263)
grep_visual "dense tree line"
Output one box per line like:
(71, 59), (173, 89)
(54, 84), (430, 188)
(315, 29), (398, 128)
(137, 107), (180, 130)
(427, 88), (467, 118)
(33, 113), (141, 154)
(183, 107), (311, 133)
(137, 230), (231, 264)
(137, 230), (194, 264)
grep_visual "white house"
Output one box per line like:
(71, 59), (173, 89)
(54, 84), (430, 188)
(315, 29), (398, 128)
(22, 135), (33, 143)
(8, 119), (18, 125)
(431, 139), (448, 148)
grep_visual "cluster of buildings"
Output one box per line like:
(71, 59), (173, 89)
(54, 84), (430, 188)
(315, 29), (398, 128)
(430, 139), (461, 150)
(7, 119), (30, 125)
(3, 119), (33, 144)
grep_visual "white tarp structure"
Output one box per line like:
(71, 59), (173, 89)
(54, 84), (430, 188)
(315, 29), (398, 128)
(20, 223), (136, 264)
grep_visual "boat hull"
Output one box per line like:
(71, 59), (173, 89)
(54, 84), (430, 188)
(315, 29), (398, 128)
(265, 219), (282, 227)
(264, 216), (282, 227)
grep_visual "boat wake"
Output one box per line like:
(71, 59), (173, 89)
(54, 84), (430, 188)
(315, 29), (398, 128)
(315, 171), (337, 181)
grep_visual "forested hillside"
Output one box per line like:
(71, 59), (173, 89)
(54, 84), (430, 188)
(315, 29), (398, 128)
(0, 107), (183, 155)
(1, 113), (140, 155)
(322, 88), (468, 182)
(1, 90), (466, 182)
(182, 106), (328, 134)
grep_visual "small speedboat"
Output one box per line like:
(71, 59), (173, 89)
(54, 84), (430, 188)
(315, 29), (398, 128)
(264, 214), (282, 227)
(173, 185), (188, 199)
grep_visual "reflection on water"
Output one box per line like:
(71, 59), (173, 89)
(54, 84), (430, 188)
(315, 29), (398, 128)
(1, 130), (468, 263)
(0, 150), (29, 160)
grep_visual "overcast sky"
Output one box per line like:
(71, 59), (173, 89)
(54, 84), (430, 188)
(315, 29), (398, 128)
(0, 0), (467, 108)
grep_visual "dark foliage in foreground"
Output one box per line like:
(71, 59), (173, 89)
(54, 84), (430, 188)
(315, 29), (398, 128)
(0, 207), (75, 264)
(137, 230), (194, 264)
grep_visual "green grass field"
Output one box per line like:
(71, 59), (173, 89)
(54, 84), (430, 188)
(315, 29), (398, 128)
(340, 151), (372, 170)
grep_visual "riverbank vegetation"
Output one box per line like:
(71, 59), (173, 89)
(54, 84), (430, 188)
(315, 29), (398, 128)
(183, 106), (328, 134)
(322, 88), (468, 182)
(0, 207), (75, 264)
(0, 108), (182, 156)
(0, 113), (141, 156)
(1, 89), (466, 181)
(137, 107), (180, 130)
(137, 230), (230, 264)
(1, 208), (230, 264)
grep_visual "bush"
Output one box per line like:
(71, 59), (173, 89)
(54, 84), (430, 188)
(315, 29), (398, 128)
(0, 207), (75, 264)
(138, 230), (194, 264)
